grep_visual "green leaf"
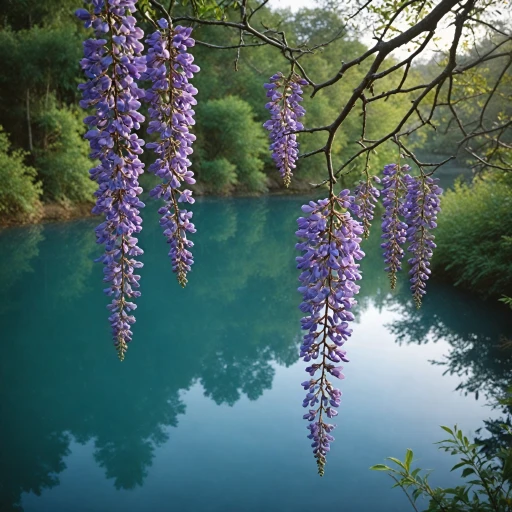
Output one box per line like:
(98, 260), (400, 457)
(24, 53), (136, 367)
(387, 457), (407, 469)
(461, 468), (475, 478)
(411, 468), (421, 479)
(370, 464), (392, 471)
(405, 449), (413, 471)
(440, 426), (454, 435)
(412, 488), (423, 502)
(451, 462), (466, 471)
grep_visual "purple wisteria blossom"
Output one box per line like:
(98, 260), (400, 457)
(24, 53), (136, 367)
(404, 175), (442, 307)
(296, 191), (365, 476)
(263, 72), (308, 187)
(381, 163), (409, 290)
(77, 0), (146, 361)
(143, 20), (199, 287)
(349, 174), (381, 238)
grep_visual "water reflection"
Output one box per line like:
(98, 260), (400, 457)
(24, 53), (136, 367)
(0, 226), (44, 314)
(0, 198), (302, 510)
(357, 228), (512, 475)
(383, 280), (512, 463)
(354, 228), (512, 404)
(0, 197), (510, 512)
(385, 281), (512, 401)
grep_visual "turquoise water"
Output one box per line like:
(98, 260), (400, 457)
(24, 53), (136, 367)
(1, 196), (511, 512)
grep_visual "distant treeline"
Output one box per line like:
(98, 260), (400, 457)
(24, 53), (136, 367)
(0, 0), (508, 224)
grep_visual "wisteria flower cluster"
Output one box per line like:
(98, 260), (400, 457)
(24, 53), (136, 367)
(380, 163), (409, 290)
(380, 164), (443, 302)
(263, 72), (308, 187)
(403, 175), (442, 307)
(296, 162), (443, 474)
(349, 174), (381, 238)
(143, 20), (199, 287)
(296, 191), (365, 476)
(77, 0), (146, 361)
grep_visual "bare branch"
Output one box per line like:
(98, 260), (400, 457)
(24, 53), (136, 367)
(313, 0), (462, 95)
(195, 40), (265, 49)
(465, 147), (512, 171)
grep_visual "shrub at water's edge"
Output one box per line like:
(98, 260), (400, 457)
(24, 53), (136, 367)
(34, 98), (96, 204)
(0, 127), (42, 223)
(196, 96), (268, 194)
(433, 173), (512, 299)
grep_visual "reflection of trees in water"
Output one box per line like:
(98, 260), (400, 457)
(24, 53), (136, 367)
(0, 313), (190, 509)
(385, 282), (512, 402)
(0, 429), (69, 512)
(351, 222), (403, 320)
(0, 225), (44, 314)
(1, 200), (510, 511)
(0, 220), (99, 313)
(383, 276), (512, 460)
(354, 220), (512, 459)
(353, 218), (512, 403)
(476, 409), (512, 462)
(200, 348), (275, 405)
(0, 197), (303, 510)
(142, 197), (301, 404)
(93, 391), (186, 490)
(47, 220), (98, 301)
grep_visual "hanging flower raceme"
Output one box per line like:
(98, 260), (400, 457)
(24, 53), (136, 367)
(381, 163), (409, 290)
(76, 0), (146, 361)
(263, 72), (308, 187)
(143, 20), (199, 287)
(296, 191), (364, 476)
(349, 174), (381, 238)
(403, 175), (442, 307)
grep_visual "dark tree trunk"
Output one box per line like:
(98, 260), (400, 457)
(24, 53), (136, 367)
(26, 88), (33, 152)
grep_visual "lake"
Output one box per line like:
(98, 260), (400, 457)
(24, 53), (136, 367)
(1, 195), (511, 512)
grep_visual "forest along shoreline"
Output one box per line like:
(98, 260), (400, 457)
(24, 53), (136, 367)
(0, 154), (470, 228)
(0, 157), (471, 228)
(0, 178), (311, 228)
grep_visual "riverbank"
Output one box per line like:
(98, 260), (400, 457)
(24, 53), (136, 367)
(0, 177), (314, 228)
(0, 201), (96, 228)
(2, 154), (473, 229)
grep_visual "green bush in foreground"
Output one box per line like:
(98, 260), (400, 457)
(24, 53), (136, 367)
(372, 425), (512, 511)
(434, 174), (512, 298)
(0, 127), (42, 221)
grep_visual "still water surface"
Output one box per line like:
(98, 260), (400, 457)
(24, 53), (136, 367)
(1, 196), (511, 512)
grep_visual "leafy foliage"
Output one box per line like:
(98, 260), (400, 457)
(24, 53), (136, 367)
(0, 127), (42, 221)
(433, 173), (512, 298)
(34, 98), (96, 203)
(0, 25), (83, 149)
(189, 8), (414, 188)
(372, 425), (512, 512)
(196, 96), (268, 192)
(0, 0), (80, 30)
(499, 296), (512, 310)
(1, 0), (497, 221)
(199, 158), (238, 194)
